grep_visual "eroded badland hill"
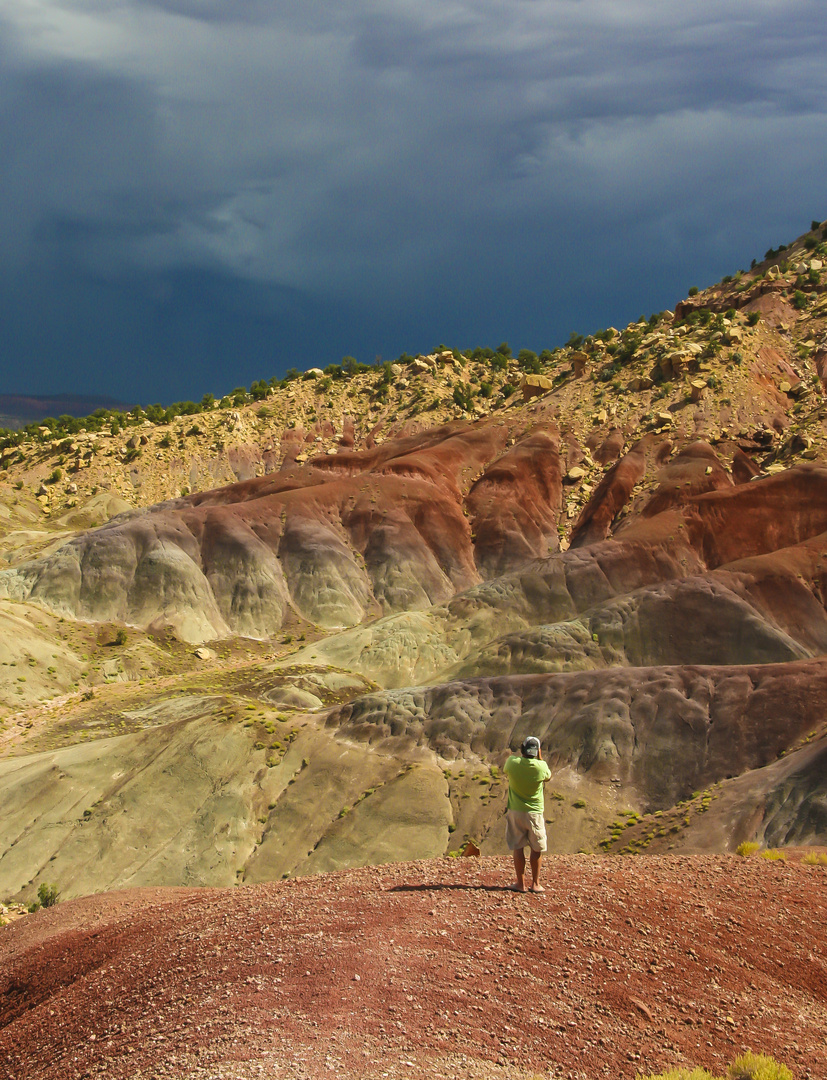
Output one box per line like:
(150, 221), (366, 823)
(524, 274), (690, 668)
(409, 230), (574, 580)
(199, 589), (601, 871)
(2, 222), (827, 1079)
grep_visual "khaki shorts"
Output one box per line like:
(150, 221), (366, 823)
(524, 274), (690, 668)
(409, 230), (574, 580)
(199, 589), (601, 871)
(505, 809), (547, 852)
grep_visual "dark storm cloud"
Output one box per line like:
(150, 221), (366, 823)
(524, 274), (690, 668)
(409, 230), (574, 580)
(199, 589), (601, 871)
(0, 1), (825, 401)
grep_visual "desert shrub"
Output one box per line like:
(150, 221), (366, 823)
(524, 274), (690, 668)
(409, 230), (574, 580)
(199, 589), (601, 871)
(802, 851), (827, 866)
(615, 332), (643, 365)
(688, 286), (699, 296)
(793, 290), (808, 310)
(728, 1053), (791, 1080)
(113, 629), (127, 646)
(803, 236), (817, 251)
(640, 1055), (792, 1080)
(746, 312), (760, 326)
(452, 385), (474, 411)
(37, 883), (60, 907)
(47, 468), (62, 484)
(517, 349), (540, 372)
(736, 841), (760, 857)
(759, 848), (786, 861)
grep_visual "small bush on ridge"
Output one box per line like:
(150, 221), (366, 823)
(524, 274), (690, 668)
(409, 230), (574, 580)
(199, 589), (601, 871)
(735, 841), (760, 857)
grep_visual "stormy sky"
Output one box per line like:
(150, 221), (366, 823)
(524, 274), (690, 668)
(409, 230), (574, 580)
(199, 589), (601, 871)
(1, 1), (825, 405)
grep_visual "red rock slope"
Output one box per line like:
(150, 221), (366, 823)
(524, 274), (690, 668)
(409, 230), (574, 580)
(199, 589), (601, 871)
(1, 855), (825, 1080)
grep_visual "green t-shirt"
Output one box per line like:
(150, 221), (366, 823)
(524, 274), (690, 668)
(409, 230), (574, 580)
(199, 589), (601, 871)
(504, 755), (551, 813)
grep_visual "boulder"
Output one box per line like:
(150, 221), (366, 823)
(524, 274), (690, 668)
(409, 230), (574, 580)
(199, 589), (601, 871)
(690, 379), (707, 403)
(570, 352), (589, 377)
(659, 352), (690, 380)
(520, 375), (553, 400)
(627, 376), (654, 392)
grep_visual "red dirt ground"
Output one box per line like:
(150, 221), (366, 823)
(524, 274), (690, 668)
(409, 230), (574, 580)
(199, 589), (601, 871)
(2, 854), (826, 1080)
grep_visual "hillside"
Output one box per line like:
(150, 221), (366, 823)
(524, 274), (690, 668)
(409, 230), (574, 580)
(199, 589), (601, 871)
(0, 221), (827, 905)
(2, 854), (826, 1080)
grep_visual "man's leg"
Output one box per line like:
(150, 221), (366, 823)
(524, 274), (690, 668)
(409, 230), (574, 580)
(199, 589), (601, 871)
(512, 848), (527, 891)
(529, 849), (544, 893)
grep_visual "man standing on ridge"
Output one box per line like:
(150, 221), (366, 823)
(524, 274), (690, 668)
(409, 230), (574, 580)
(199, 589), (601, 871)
(503, 736), (551, 893)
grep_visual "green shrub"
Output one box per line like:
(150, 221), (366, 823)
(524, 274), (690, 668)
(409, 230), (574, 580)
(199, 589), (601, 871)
(688, 286), (699, 297)
(759, 848), (786, 861)
(640, 1055), (792, 1080)
(37, 883), (60, 908)
(728, 1052), (792, 1080)
(746, 312), (760, 326)
(792, 290), (808, 310)
(736, 841), (760, 857)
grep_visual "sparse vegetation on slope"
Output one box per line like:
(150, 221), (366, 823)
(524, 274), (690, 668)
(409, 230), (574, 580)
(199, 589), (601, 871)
(1, 218), (827, 905)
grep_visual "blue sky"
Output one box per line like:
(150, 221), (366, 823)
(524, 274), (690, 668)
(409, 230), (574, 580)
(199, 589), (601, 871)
(1, 0), (825, 404)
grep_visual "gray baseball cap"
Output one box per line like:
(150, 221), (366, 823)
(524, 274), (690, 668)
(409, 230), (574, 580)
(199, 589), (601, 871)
(521, 736), (541, 758)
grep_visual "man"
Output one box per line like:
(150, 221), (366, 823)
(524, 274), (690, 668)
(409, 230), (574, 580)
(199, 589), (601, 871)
(503, 736), (551, 893)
